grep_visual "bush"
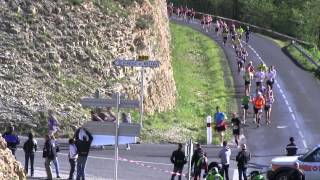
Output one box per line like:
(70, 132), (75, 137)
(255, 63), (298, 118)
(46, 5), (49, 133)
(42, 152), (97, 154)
(136, 15), (154, 29)
(69, 0), (84, 5)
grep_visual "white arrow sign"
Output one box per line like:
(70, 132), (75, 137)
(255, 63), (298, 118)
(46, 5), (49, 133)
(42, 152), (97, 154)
(113, 59), (160, 68)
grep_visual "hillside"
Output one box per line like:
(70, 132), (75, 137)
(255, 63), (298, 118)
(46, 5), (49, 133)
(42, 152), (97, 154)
(0, 0), (176, 135)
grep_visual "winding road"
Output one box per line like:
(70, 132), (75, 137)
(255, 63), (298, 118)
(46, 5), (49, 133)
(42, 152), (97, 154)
(15, 17), (320, 180)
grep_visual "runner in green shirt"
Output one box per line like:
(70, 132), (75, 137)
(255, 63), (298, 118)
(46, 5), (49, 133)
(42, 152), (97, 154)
(241, 92), (251, 125)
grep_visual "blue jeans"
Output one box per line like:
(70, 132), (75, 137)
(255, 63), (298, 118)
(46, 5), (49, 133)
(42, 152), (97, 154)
(53, 157), (60, 177)
(25, 153), (35, 176)
(238, 167), (247, 180)
(77, 156), (88, 180)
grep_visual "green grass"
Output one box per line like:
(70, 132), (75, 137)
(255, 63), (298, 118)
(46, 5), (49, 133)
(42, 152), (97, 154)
(140, 22), (235, 144)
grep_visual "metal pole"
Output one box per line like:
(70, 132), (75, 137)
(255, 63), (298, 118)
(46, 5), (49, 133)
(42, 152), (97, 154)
(139, 67), (144, 128)
(187, 139), (193, 180)
(114, 92), (120, 180)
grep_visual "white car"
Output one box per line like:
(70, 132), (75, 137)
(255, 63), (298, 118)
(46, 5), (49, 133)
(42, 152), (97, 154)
(267, 145), (320, 180)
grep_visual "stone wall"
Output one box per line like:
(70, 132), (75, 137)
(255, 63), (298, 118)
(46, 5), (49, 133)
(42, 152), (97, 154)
(0, 0), (176, 133)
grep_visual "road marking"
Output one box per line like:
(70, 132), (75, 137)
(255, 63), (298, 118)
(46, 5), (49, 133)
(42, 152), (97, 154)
(302, 140), (308, 148)
(279, 89), (284, 94)
(298, 130), (304, 138)
(291, 114), (296, 120)
(233, 169), (239, 180)
(276, 125), (288, 129)
(294, 122), (299, 128)
(288, 107), (293, 113)
(285, 100), (289, 105)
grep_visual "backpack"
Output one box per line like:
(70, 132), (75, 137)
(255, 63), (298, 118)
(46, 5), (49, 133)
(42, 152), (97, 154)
(196, 154), (206, 169)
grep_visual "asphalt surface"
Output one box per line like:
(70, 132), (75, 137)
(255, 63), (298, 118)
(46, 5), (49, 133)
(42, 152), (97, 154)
(13, 17), (320, 180)
(171, 16), (320, 175)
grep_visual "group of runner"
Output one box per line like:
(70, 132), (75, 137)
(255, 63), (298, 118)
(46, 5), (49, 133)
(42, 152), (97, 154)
(167, 3), (196, 23)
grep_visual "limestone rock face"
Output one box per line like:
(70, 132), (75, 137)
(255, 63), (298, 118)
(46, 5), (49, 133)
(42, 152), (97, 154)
(0, 0), (176, 133)
(0, 135), (26, 180)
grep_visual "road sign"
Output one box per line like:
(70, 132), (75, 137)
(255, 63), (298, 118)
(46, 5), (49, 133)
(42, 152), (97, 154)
(80, 98), (116, 108)
(119, 100), (140, 108)
(113, 59), (160, 68)
(83, 121), (141, 137)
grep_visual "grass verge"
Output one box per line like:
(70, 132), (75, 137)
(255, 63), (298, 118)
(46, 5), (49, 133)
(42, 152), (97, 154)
(264, 35), (320, 78)
(140, 22), (236, 144)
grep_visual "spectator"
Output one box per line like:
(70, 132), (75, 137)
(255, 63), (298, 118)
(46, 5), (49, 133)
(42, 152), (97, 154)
(2, 125), (20, 156)
(48, 110), (60, 136)
(23, 132), (37, 177)
(214, 106), (227, 146)
(75, 128), (93, 180)
(51, 135), (61, 178)
(68, 138), (78, 180)
(170, 143), (186, 180)
(219, 141), (231, 180)
(286, 137), (298, 156)
(43, 135), (55, 180)
(90, 110), (103, 122)
(191, 143), (205, 180)
(121, 112), (131, 150)
(236, 144), (251, 180)
(105, 107), (116, 122)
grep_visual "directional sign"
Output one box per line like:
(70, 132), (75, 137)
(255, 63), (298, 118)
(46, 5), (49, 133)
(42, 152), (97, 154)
(80, 98), (139, 109)
(80, 98), (116, 108)
(113, 59), (160, 68)
(83, 121), (141, 137)
(119, 100), (140, 108)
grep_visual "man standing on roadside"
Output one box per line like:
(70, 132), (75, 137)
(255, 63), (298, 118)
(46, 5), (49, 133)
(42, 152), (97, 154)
(75, 128), (93, 180)
(170, 143), (187, 180)
(219, 141), (231, 180)
(286, 137), (298, 156)
(191, 143), (204, 180)
(2, 125), (20, 157)
(48, 110), (60, 136)
(23, 132), (37, 177)
(43, 135), (55, 180)
(236, 144), (251, 180)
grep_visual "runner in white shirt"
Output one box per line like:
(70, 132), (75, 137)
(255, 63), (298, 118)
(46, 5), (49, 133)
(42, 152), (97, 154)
(68, 138), (78, 180)
(255, 70), (266, 87)
(266, 66), (276, 89)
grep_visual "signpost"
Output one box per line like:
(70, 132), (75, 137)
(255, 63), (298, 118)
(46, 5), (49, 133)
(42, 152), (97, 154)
(113, 57), (160, 128)
(80, 91), (140, 180)
(186, 139), (193, 180)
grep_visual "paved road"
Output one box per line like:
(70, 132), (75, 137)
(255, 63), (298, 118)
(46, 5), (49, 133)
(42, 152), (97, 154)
(171, 15), (320, 176)
(16, 140), (241, 180)
(15, 17), (320, 180)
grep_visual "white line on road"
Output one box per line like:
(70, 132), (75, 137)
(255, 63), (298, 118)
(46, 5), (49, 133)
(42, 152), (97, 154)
(233, 169), (239, 180)
(291, 114), (296, 120)
(285, 100), (289, 106)
(288, 107), (293, 113)
(302, 140), (308, 148)
(298, 131), (304, 138)
(294, 122), (299, 129)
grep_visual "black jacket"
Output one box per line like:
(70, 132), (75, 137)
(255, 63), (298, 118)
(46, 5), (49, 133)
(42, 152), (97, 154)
(236, 150), (251, 168)
(191, 148), (204, 168)
(43, 139), (56, 160)
(75, 128), (93, 157)
(288, 168), (305, 180)
(171, 149), (186, 167)
(23, 139), (37, 154)
(286, 142), (298, 156)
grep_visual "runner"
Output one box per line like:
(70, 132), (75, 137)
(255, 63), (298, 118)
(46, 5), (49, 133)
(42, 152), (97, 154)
(240, 47), (248, 64)
(258, 62), (267, 72)
(215, 19), (220, 34)
(222, 24), (229, 46)
(254, 67), (266, 89)
(237, 26), (244, 39)
(201, 15), (206, 30)
(246, 61), (255, 80)
(266, 66), (276, 89)
(264, 85), (274, 125)
(176, 7), (180, 19)
(231, 113), (241, 147)
(241, 92), (251, 125)
(245, 26), (250, 43)
(214, 106), (228, 146)
(243, 69), (251, 95)
(252, 92), (265, 127)
(236, 50), (244, 73)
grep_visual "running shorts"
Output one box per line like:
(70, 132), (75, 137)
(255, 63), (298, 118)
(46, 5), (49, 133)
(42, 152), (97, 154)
(242, 104), (249, 110)
(264, 104), (271, 111)
(245, 80), (251, 86)
(254, 107), (262, 114)
(233, 129), (240, 135)
(256, 82), (262, 87)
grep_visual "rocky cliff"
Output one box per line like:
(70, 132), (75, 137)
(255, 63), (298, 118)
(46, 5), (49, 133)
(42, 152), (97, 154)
(0, 0), (176, 134)
(0, 135), (25, 180)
